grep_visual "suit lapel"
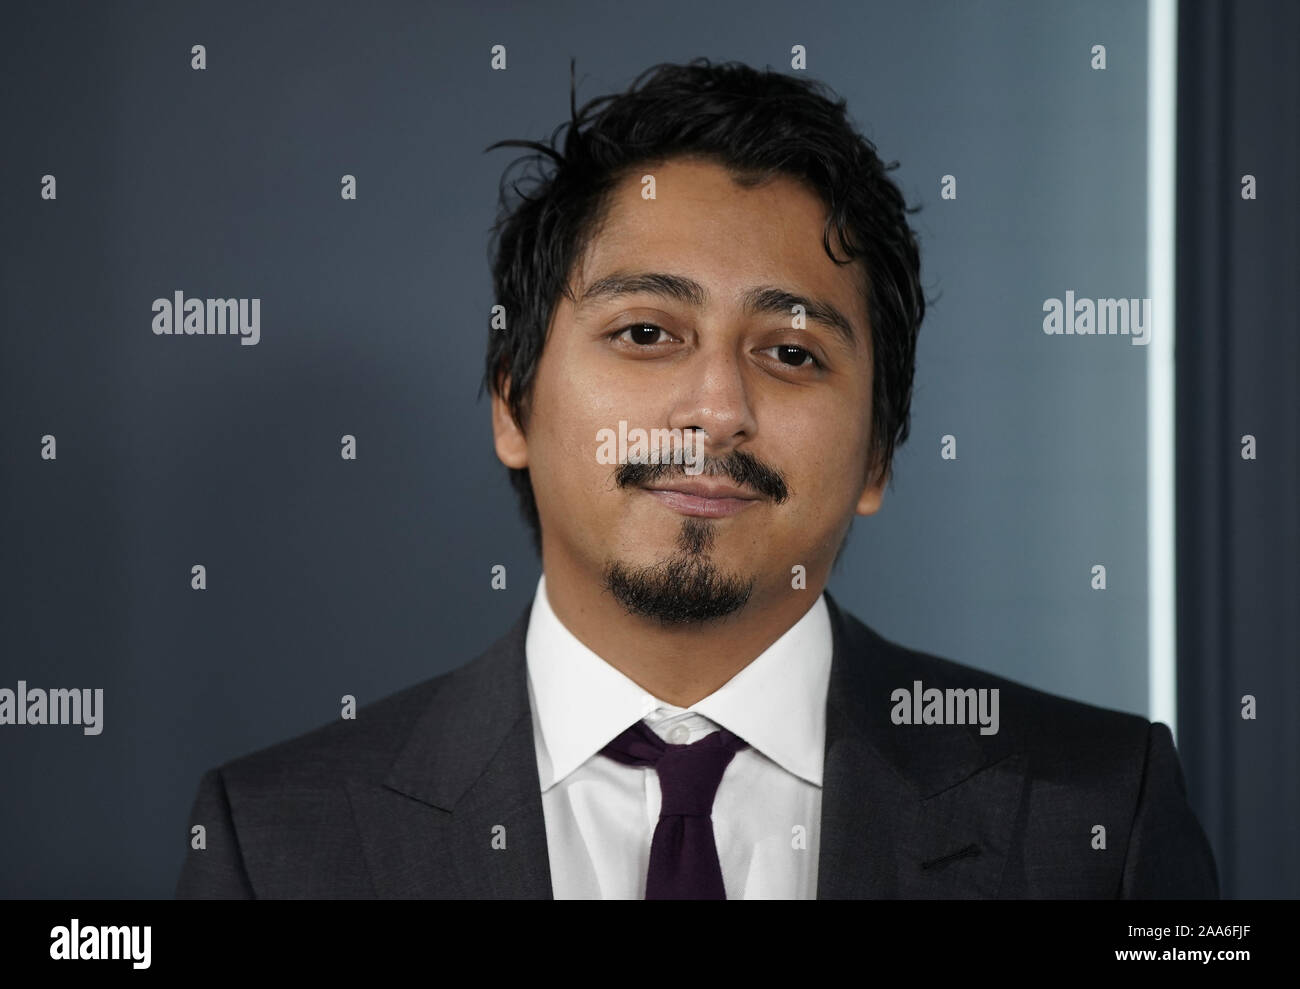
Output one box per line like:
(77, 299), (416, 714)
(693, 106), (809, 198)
(348, 604), (554, 898)
(818, 593), (1026, 898)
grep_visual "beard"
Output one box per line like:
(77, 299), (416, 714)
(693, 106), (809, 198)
(602, 517), (754, 625)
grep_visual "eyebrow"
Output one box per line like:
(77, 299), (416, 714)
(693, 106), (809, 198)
(574, 270), (861, 350)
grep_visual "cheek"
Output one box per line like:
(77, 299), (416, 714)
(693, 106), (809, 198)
(529, 353), (625, 498)
(781, 403), (871, 521)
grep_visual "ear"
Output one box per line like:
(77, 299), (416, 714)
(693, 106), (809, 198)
(854, 461), (888, 516)
(490, 374), (529, 470)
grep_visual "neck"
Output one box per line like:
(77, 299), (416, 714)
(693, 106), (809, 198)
(539, 546), (826, 708)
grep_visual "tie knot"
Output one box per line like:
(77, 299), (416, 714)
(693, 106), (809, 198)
(600, 720), (749, 817)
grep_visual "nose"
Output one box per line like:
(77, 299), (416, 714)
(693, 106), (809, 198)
(663, 340), (759, 459)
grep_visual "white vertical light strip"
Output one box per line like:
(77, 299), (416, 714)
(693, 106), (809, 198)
(1147, 0), (1178, 738)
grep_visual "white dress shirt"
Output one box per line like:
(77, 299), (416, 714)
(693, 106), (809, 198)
(524, 573), (832, 899)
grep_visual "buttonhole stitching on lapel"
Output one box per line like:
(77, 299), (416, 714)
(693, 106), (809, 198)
(920, 843), (981, 871)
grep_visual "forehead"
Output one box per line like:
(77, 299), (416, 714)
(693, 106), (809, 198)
(571, 156), (870, 340)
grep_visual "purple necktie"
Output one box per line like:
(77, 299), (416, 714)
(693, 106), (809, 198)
(600, 719), (749, 899)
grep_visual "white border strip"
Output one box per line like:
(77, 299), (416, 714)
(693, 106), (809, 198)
(1147, 0), (1178, 738)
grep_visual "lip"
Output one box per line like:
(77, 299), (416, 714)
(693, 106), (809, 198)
(642, 482), (761, 518)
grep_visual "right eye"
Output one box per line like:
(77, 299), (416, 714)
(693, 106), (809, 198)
(610, 323), (674, 346)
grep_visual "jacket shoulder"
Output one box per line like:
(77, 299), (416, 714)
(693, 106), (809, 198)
(830, 603), (1218, 897)
(176, 639), (518, 899)
(218, 672), (450, 791)
(841, 606), (1153, 742)
(215, 603), (531, 790)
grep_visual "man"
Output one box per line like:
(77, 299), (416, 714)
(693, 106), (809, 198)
(176, 59), (1219, 899)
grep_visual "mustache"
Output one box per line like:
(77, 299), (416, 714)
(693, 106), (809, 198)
(615, 450), (790, 503)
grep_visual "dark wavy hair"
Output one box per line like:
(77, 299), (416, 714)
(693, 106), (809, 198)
(481, 57), (925, 557)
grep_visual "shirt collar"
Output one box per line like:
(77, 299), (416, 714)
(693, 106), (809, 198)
(525, 573), (832, 790)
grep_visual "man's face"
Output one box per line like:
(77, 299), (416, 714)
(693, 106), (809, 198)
(493, 155), (885, 623)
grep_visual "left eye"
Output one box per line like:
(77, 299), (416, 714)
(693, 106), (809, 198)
(764, 345), (820, 369)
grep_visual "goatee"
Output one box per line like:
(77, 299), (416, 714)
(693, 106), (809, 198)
(603, 518), (753, 624)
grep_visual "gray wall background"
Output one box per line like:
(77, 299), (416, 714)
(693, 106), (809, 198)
(3, 0), (1158, 897)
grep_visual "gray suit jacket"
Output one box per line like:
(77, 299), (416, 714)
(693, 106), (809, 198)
(175, 592), (1219, 898)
